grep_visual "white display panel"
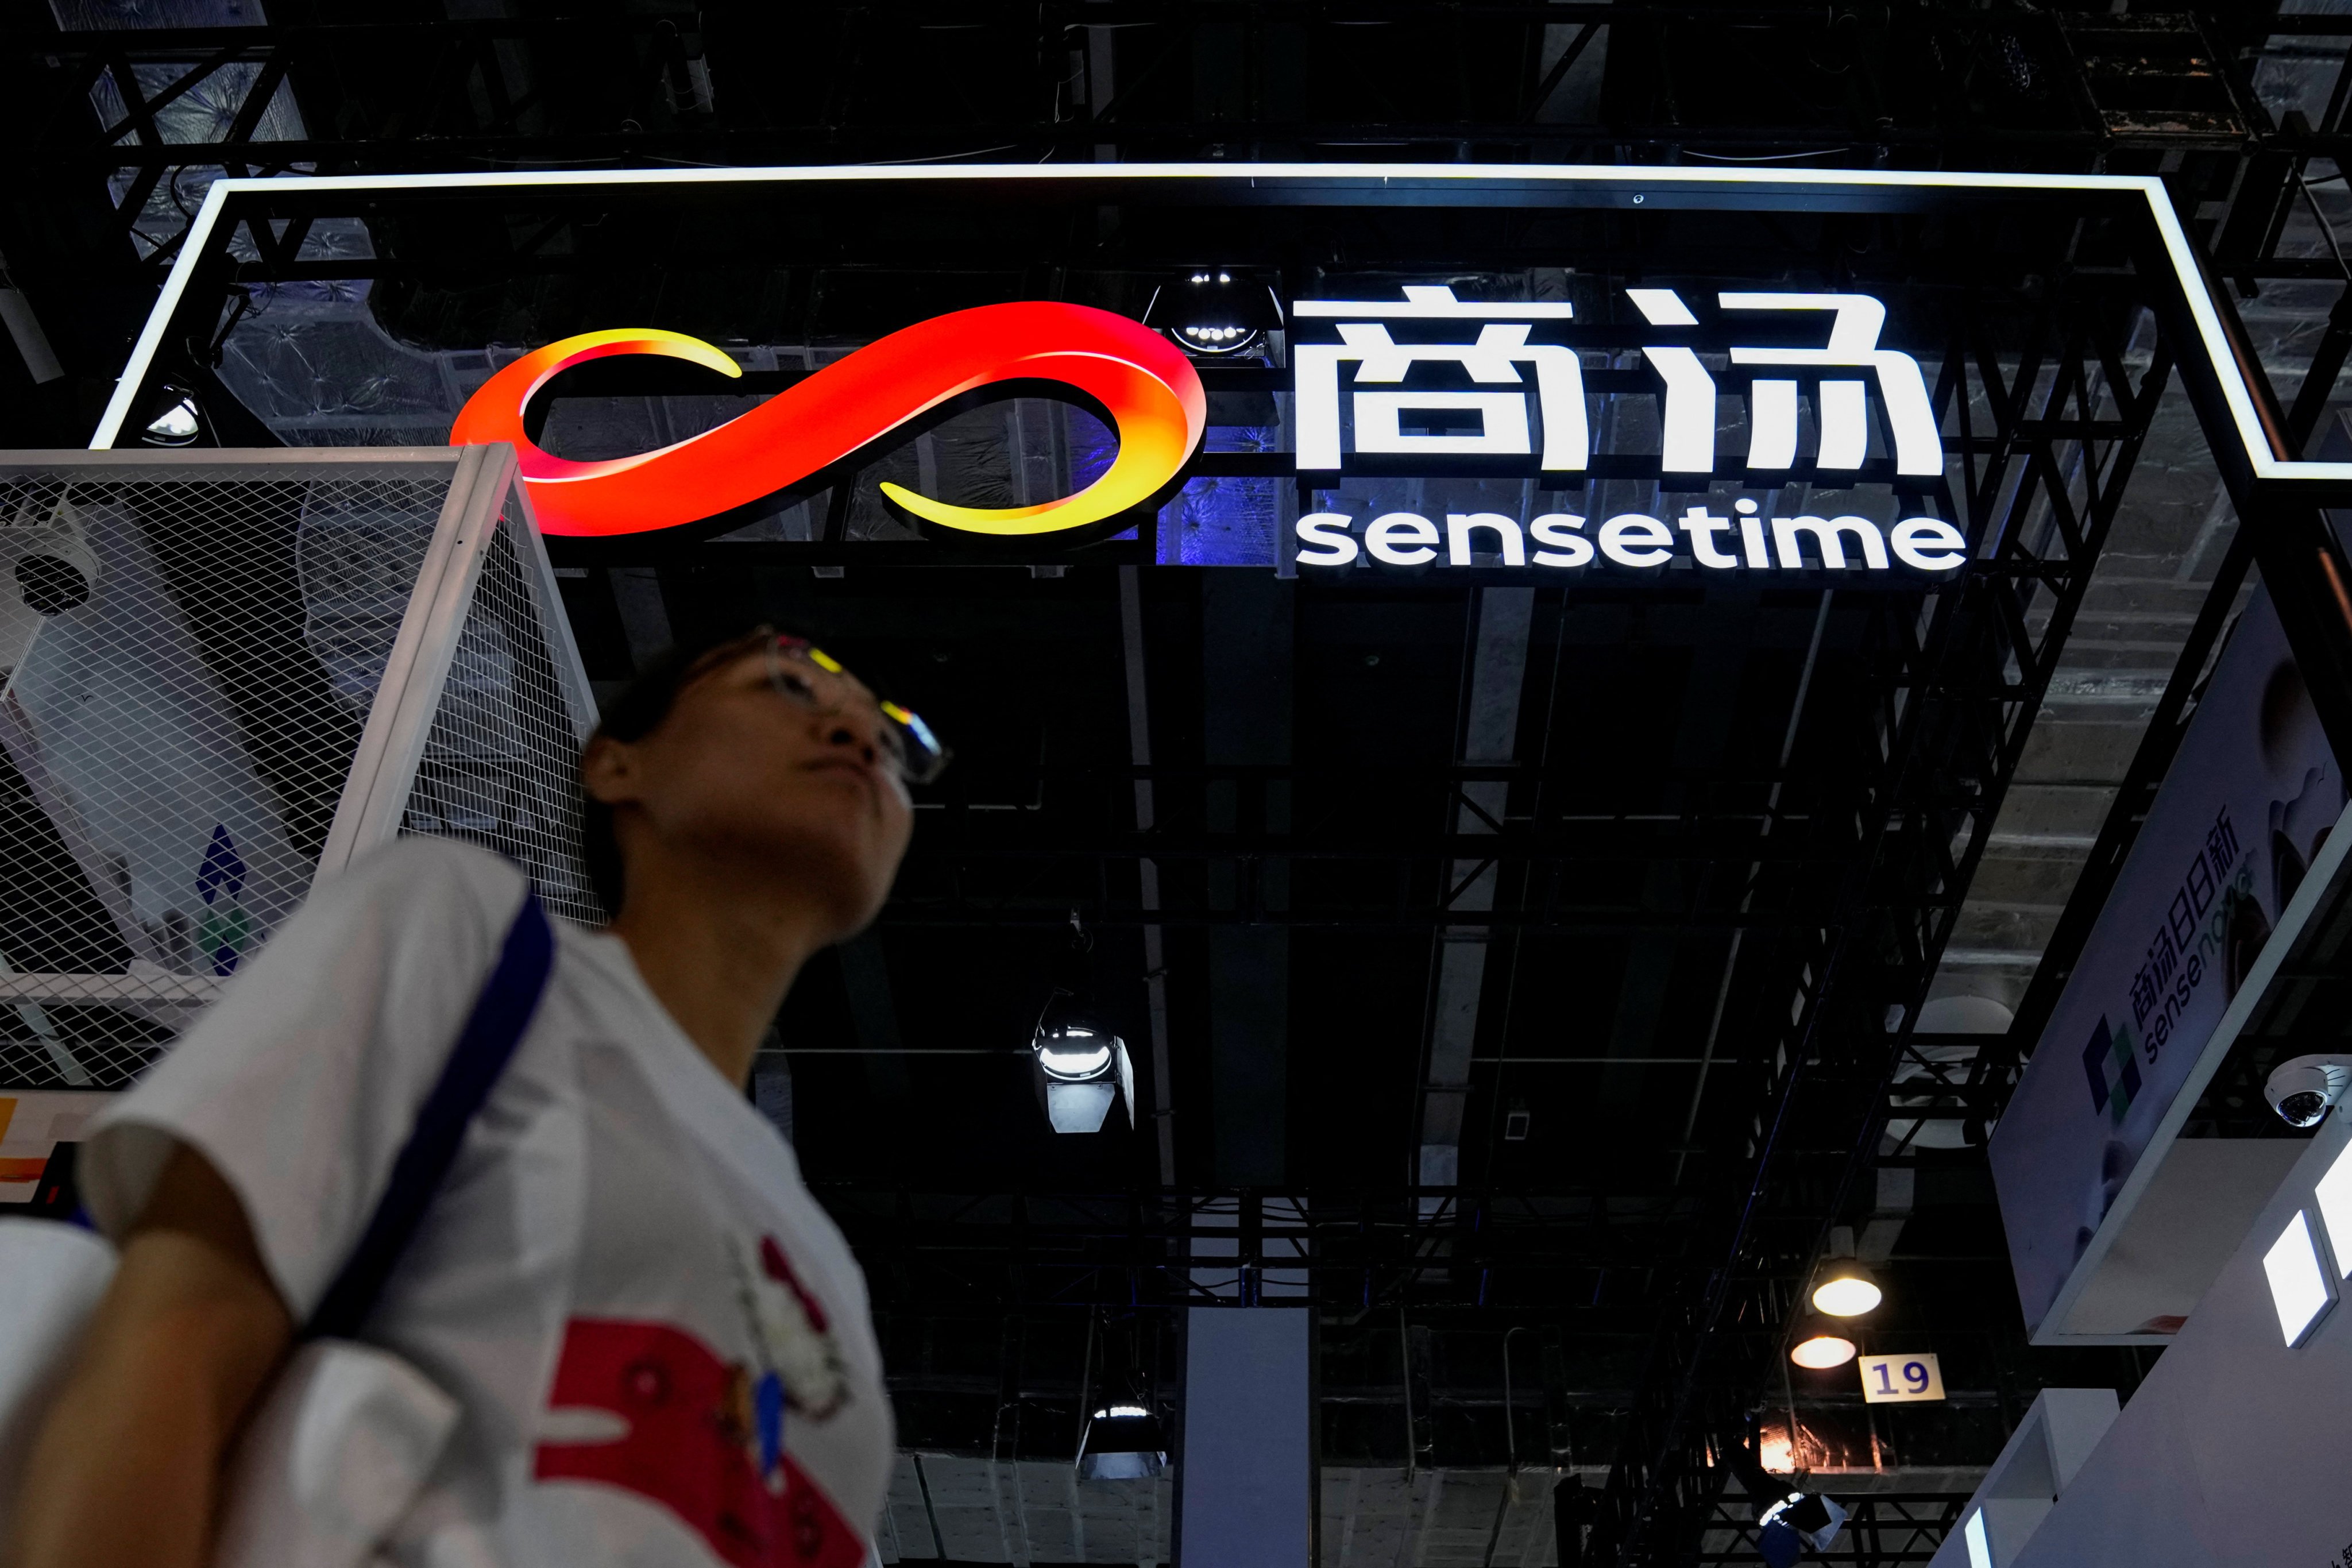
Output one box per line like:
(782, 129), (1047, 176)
(1990, 575), (2349, 1343)
(1993, 1115), (2352, 1568)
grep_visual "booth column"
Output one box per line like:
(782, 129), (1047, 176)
(1179, 1307), (1313, 1567)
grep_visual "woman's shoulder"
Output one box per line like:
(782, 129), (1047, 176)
(269, 837), (538, 986)
(323, 837), (532, 921)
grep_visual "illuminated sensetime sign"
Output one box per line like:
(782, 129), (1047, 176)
(1286, 282), (1960, 575)
(103, 163), (2352, 564)
(1293, 287), (1588, 472)
(1291, 284), (1940, 480)
(439, 276), (1955, 553)
(1292, 505), (1968, 574)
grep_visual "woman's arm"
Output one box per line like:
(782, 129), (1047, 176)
(5, 1144), (292, 1568)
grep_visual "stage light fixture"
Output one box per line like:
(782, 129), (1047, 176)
(1756, 1492), (1849, 1568)
(1077, 1403), (1167, 1480)
(141, 385), (201, 446)
(1028, 916), (1138, 1134)
(0, 500), (99, 672)
(1032, 1017), (1134, 1134)
(1810, 1258), (1882, 1318)
(1144, 269), (1283, 359)
(1788, 1314), (1856, 1369)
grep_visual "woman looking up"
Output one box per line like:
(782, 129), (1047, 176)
(6, 625), (940, 1568)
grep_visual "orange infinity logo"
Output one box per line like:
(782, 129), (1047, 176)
(449, 301), (1208, 539)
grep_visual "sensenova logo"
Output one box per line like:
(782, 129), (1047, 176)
(2081, 1015), (2144, 1127)
(450, 303), (1207, 538)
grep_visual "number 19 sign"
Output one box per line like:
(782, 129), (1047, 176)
(1857, 1353), (1946, 1404)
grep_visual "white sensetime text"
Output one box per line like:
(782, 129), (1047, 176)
(1293, 504), (1968, 573)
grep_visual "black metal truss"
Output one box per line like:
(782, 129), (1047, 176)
(820, 1184), (1706, 1315)
(0, 2), (2336, 417)
(1954, 0), (2352, 1242)
(1693, 1493), (1968, 1568)
(884, 761), (1893, 937)
(0, 0), (2320, 333)
(1947, 522), (2256, 1142)
(1588, 295), (2173, 1563)
(1579, 15), (2352, 1565)
(0, 6), (2289, 181)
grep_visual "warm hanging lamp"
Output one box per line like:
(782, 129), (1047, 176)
(1809, 1257), (1883, 1318)
(1787, 1311), (1857, 1370)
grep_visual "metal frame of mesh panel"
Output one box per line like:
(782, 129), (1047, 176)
(0, 443), (597, 1095)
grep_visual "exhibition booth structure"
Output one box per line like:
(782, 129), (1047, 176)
(13, 161), (2352, 1559)
(1932, 1105), (2352, 1567)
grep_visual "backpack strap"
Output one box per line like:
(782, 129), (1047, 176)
(303, 892), (556, 1341)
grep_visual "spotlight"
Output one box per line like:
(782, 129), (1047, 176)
(1756, 1492), (1849, 1568)
(1809, 1258), (1882, 1318)
(1144, 269), (1283, 358)
(1032, 1016), (1134, 1134)
(1788, 1312), (1856, 1370)
(2266, 1055), (2352, 1127)
(141, 385), (201, 447)
(1077, 1403), (1167, 1480)
(0, 501), (98, 672)
(1029, 917), (1137, 1134)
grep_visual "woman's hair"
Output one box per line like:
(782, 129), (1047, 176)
(580, 622), (778, 916)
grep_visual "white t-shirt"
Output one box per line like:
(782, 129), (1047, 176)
(82, 839), (893, 1568)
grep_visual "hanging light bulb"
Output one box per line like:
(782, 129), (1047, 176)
(141, 386), (200, 446)
(1029, 915), (1138, 1134)
(1077, 1403), (1167, 1480)
(1810, 1258), (1883, 1318)
(1036, 1024), (1115, 1083)
(1788, 1312), (1857, 1370)
(1031, 1018), (1130, 1133)
(1142, 269), (1281, 358)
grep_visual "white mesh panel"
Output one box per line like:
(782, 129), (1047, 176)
(394, 507), (601, 926)
(0, 453), (600, 1092)
(0, 461), (445, 1088)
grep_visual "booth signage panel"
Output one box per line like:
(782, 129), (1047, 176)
(94, 162), (2352, 528)
(219, 269), (1975, 575)
(1280, 280), (1965, 578)
(1992, 582), (2347, 1342)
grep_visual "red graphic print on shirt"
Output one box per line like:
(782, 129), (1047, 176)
(534, 1318), (866, 1568)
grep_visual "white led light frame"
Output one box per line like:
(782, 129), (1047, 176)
(2262, 1208), (2337, 1348)
(1963, 1508), (1992, 1568)
(2315, 1137), (2352, 1277)
(92, 161), (2316, 497)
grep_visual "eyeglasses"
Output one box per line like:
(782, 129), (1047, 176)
(763, 634), (951, 786)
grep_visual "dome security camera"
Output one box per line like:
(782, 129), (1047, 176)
(2265, 1056), (2352, 1129)
(0, 500), (98, 674)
